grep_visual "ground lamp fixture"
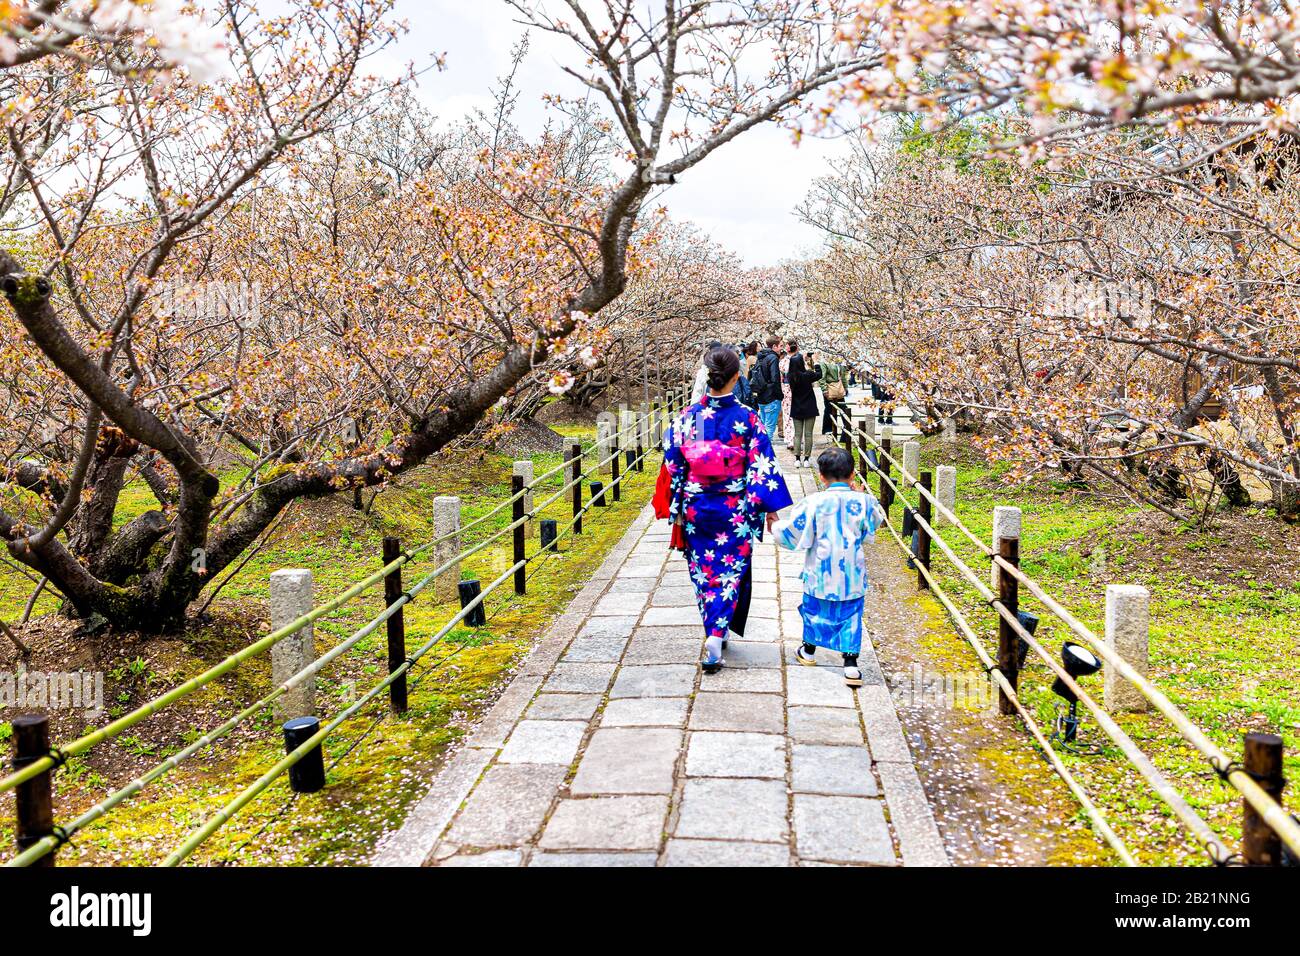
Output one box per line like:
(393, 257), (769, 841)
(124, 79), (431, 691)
(1015, 610), (1039, 670)
(902, 507), (918, 569)
(1050, 641), (1102, 754)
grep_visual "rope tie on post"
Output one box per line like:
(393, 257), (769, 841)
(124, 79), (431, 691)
(1211, 758), (1246, 782)
(46, 747), (69, 770)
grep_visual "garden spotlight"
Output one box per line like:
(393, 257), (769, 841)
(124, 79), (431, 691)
(1050, 641), (1102, 752)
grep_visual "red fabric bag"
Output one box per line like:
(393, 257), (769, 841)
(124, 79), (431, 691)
(652, 462), (687, 551)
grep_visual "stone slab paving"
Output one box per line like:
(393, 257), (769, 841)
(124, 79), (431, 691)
(373, 438), (947, 868)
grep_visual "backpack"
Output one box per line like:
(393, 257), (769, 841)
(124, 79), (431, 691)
(734, 373), (754, 407)
(750, 355), (773, 400)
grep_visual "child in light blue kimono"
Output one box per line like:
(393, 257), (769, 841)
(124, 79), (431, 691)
(774, 447), (885, 686)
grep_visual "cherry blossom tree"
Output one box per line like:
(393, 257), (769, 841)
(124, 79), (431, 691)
(795, 122), (1300, 522)
(1, 0), (228, 79)
(839, 2), (1300, 154)
(0, 0), (880, 630)
(566, 222), (761, 408)
(0, 0), (408, 627)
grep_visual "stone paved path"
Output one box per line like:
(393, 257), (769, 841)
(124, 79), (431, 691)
(374, 431), (946, 867)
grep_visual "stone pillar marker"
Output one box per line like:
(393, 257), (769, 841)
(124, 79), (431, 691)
(433, 495), (461, 603)
(618, 403), (630, 444)
(1105, 584), (1151, 712)
(270, 569), (315, 722)
(596, 419), (612, 461)
(881, 425), (893, 444)
(936, 465), (957, 525)
(864, 414), (877, 441)
(902, 440), (921, 489)
(941, 417), (957, 443)
(990, 505), (1022, 590)
(513, 460), (534, 536)
(624, 408), (640, 464)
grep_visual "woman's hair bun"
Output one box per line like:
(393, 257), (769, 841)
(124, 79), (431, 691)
(704, 346), (740, 391)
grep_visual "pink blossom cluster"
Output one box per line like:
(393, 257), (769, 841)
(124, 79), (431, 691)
(839, 1), (1300, 146)
(1, 0), (229, 81)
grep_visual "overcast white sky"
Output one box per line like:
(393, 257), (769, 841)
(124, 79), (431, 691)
(383, 1), (849, 267)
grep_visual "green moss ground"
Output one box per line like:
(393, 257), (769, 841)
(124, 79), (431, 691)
(891, 434), (1300, 865)
(0, 425), (656, 865)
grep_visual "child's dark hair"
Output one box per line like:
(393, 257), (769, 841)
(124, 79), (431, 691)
(817, 447), (854, 481)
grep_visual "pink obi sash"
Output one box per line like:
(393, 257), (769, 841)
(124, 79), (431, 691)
(681, 439), (747, 482)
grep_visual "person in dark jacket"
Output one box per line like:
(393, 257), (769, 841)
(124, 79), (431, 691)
(750, 336), (784, 440)
(870, 374), (895, 425)
(786, 341), (822, 468)
(733, 341), (759, 407)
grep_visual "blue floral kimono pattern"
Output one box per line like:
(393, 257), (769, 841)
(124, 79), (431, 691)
(664, 393), (793, 640)
(774, 483), (885, 655)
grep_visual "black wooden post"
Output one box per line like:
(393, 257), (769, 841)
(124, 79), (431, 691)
(611, 438), (622, 503)
(917, 471), (933, 590)
(283, 716), (326, 793)
(513, 474), (527, 595)
(1242, 732), (1286, 865)
(996, 534), (1020, 716)
(12, 714), (55, 867)
(637, 403), (648, 471)
(569, 442), (583, 534)
(880, 435), (893, 514)
(459, 579), (486, 626)
(856, 422), (869, 480)
(382, 536), (408, 713)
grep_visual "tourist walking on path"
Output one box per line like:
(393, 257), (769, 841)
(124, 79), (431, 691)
(775, 447), (886, 687)
(786, 341), (822, 468)
(779, 343), (795, 445)
(750, 336), (784, 441)
(733, 341), (758, 408)
(869, 372), (895, 425)
(663, 347), (793, 673)
(820, 355), (848, 441)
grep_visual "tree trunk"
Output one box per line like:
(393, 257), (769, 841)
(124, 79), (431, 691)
(67, 427), (137, 559)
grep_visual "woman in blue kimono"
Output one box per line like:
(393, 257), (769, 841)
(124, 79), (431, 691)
(663, 347), (793, 673)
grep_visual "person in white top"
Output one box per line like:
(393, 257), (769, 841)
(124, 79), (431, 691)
(689, 339), (722, 404)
